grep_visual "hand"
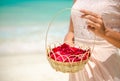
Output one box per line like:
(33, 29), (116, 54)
(64, 40), (74, 47)
(80, 9), (106, 38)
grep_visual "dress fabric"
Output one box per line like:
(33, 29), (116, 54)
(70, 0), (120, 81)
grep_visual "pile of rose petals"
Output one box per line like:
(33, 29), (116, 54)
(48, 43), (90, 62)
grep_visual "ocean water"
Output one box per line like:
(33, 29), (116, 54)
(0, 0), (73, 55)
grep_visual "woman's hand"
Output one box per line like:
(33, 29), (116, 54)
(80, 9), (106, 38)
(80, 9), (120, 48)
(64, 32), (74, 46)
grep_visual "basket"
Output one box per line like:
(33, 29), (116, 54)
(45, 8), (94, 73)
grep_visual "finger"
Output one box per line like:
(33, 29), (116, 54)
(80, 9), (101, 18)
(86, 20), (100, 29)
(82, 15), (102, 24)
(87, 25), (95, 32)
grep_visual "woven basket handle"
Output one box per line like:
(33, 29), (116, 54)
(45, 8), (96, 57)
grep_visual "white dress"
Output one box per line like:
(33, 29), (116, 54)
(70, 0), (120, 81)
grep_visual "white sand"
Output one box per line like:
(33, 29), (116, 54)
(0, 54), (68, 81)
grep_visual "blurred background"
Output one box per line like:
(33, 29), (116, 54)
(0, 0), (73, 81)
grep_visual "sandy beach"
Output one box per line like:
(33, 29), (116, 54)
(0, 54), (69, 81)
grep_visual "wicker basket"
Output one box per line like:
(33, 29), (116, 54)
(45, 8), (94, 73)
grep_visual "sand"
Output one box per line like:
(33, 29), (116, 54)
(0, 54), (68, 81)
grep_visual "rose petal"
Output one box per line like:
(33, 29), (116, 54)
(49, 43), (91, 62)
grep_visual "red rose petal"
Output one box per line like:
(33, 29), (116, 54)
(49, 43), (91, 62)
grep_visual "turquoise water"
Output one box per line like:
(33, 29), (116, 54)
(0, 0), (72, 38)
(0, 0), (72, 26)
(0, 0), (73, 54)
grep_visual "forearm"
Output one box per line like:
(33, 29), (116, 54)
(64, 32), (74, 43)
(65, 0), (75, 44)
(105, 28), (120, 40)
(64, 17), (74, 44)
(103, 28), (120, 48)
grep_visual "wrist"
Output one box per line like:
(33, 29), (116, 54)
(102, 27), (113, 39)
(64, 32), (74, 42)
